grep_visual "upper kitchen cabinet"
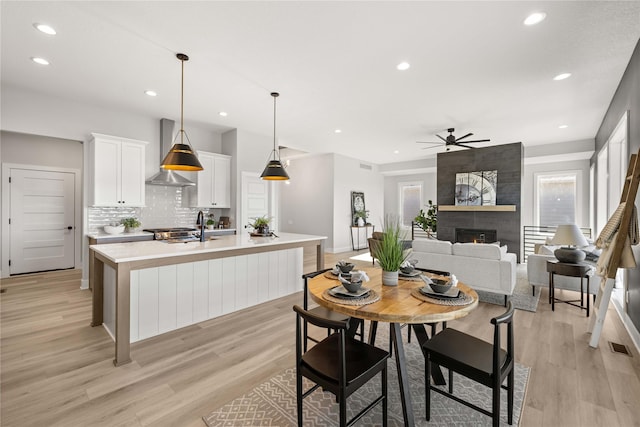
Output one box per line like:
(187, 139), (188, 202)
(192, 151), (231, 208)
(88, 133), (148, 207)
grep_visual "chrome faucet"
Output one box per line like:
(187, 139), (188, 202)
(197, 210), (205, 242)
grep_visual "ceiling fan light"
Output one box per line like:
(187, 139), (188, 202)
(524, 12), (546, 26)
(161, 143), (203, 171)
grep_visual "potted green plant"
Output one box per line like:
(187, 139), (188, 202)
(353, 210), (369, 226)
(206, 214), (215, 230)
(414, 200), (437, 238)
(248, 215), (271, 235)
(121, 217), (141, 233)
(373, 214), (411, 286)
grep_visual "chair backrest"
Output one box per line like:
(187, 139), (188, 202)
(302, 269), (332, 309)
(491, 301), (515, 376)
(293, 305), (350, 385)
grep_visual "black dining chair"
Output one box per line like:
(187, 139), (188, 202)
(302, 269), (363, 351)
(423, 301), (515, 427)
(293, 305), (389, 427)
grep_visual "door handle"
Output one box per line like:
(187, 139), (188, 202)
(66, 226), (73, 230)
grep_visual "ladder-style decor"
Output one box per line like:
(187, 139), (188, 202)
(588, 148), (640, 348)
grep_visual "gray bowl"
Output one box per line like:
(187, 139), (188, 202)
(400, 266), (415, 274)
(429, 278), (453, 294)
(343, 280), (363, 293)
(337, 263), (355, 274)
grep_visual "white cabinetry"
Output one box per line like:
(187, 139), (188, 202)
(193, 151), (231, 208)
(89, 133), (147, 207)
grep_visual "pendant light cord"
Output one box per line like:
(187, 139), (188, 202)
(180, 56), (184, 143)
(272, 92), (279, 160)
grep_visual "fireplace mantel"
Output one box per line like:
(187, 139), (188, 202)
(438, 205), (516, 212)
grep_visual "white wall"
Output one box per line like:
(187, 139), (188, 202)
(280, 153), (334, 248)
(279, 152), (384, 253)
(333, 154), (384, 253)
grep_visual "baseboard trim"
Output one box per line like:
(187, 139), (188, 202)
(80, 278), (89, 290)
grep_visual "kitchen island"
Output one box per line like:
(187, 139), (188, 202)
(90, 232), (326, 366)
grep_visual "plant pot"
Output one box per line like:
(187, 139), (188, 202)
(381, 270), (399, 286)
(357, 217), (365, 227)
(207, 225), (215, 230)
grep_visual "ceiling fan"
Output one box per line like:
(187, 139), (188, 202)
(417, 128), (490, 151)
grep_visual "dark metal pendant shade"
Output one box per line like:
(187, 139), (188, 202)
(161, 142), (203, 171)
(261, 92), (290, 181)
(162, 53), (203, 172)
(261, 159), (290, 180)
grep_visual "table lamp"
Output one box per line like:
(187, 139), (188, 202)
(550, 224), (588, 263)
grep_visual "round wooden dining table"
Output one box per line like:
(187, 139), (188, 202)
(307, 267), (479, 427)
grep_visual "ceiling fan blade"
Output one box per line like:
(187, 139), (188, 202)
(455, 133), (473, 142)
(455, 143), (476, 149)
(420, 144), (444, 151)
(436, 134), (447, 143)
(416, 141), (442, 145)
(459, 139), (490, 144)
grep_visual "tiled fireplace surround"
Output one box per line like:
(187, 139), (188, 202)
(87, 185), (224, 232)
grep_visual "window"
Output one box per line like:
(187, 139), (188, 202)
(398, 182), (422, 228)
(535, 172), (578, 226)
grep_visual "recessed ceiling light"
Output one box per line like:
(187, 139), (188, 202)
(553, 73), (572, 81)
(396, 62), (410, 71)
(524, 12), (546, 26)
(31, 57), (50, 65)
(559, 125), (568, 129)
(218, 111), (228, 117)
(33, 23), (56, 35)
(393, 150), (400, 154)
(144, 90), (157, 97)
(334, 129), (342, 134)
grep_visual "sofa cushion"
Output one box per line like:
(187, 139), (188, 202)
(452, 242), (505, 260)
(411, 239), (453, 255)
(538, 245), (557, 255)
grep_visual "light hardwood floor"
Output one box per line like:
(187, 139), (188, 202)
(2, 249), (640, 426)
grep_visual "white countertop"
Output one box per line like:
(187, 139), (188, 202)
(90, 232), (327, 263)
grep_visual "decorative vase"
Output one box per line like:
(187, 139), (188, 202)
(357, 217), (365, 227)
(382, 270), (399, 286)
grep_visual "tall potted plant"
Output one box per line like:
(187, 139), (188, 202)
(414, 200), (437, 238)
(373, 214), (411, 286)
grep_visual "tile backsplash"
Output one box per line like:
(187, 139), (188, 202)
(87, 185), (225, 232)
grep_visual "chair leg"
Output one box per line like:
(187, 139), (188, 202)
(297, 367), (303, 426)
(425, 353), (431, 420)
(492, 377), (501, 427)
(448, 368), (453, 394)
(339, 390), (347, 427)
(382, 366), (388, 427)
(407, 324), (412, 343)
(508, 370), (515, 424)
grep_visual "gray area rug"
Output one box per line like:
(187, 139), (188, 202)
(204, 326), (530, 426)
(476, 264), (539, 312)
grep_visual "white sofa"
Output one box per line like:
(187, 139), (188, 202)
(411, 239), (517, 296)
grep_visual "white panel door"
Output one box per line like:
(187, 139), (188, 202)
(242, 172), (270, 231)
(9, 168), (75, 274)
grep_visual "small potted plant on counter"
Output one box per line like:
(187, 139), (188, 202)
(121, 217), (141, 233)
(206, 214), (216, 230)
(248, 215), (271, 235)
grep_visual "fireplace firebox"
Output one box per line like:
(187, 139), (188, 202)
(455, 228), (497, 244)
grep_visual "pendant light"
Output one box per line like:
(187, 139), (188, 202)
(161, 53), (203, 171)
(260, 92), (290, 180)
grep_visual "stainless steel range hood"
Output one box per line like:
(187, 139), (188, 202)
(146, 118), (196, 186)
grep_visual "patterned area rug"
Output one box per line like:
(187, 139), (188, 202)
(349, 255), (540, 312)
(203, 326), (530, 426)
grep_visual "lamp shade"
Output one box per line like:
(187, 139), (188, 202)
(260, 159), (290, 180)
(550, 224), (588, 247)
(161, 143), (203, 171)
